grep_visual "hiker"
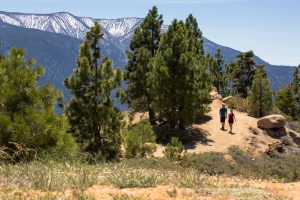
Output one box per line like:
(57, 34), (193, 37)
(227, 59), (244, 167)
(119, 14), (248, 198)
(228, 109), (236, 134)
(219, 104), (227, 130)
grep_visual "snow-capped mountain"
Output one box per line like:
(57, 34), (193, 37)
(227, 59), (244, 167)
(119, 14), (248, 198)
(0, 11), (142, 41)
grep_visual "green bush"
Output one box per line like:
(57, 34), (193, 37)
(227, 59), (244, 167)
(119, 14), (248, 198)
(0, 48), (78, 161)
(124, 120), (157, 159)
(164, 137), (184, 161)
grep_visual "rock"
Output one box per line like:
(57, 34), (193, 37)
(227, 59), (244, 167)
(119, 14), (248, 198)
(215, 94), (222, 100)
(210, 90), (222, 100)
(266, 141), (300, 155)
(257, 115), (286, 129)
(265, 128), (287, 138)
(222, 96), (234, 103)
(288, 129), (300, 145)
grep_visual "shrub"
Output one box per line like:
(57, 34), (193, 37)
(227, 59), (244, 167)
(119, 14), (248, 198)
(121, 157), (180, 171)
(108, 171), (159, 188)
(0, 48), (78, 161)
(227, 98), (248, 112)
(181, 152), (236, 175)
(164, 137), (184, 161)
(228, 146), (300, 182)
(124, 120), (157, 158)
(280, 136), (294, 146)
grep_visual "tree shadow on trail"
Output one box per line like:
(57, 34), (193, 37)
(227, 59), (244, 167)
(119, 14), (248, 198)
(153, 124), (214, 150)
(194, 115), (213, 124)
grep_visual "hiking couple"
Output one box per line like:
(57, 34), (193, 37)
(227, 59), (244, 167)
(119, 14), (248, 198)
(219, 104), (236, 134)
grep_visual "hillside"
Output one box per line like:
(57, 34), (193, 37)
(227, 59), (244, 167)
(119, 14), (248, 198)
(130, 99), (278, 157)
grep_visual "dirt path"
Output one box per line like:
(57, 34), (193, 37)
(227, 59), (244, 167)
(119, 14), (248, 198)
(154, 100), (278, 156)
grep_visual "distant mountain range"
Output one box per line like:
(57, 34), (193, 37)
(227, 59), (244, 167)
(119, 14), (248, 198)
(0, 11), (295, 106)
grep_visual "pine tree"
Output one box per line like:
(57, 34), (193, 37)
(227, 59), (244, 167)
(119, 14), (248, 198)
(64, 22), (123, 160)
(124, 6), (163, 125)
(148, 16), (211, 129)
(292, 67), (300, 98)
(209, 49), (226, 94)
(275, 85), (299, 120)
(227, 51), (256, 98)
(248, 65), (273, 117)
(0, 41), (4, 61)
(0, 48), (77, 159)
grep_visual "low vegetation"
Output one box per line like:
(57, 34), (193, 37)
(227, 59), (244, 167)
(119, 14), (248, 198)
(1, 149), (297, 199)
(124, 120), (157, 159)
(163, 137), (185, 161)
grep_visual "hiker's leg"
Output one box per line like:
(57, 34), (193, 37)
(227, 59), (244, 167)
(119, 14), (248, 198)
(229, 123), (232, 132)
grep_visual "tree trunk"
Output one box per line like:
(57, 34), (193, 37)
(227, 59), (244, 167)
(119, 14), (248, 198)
(147, 97), (156, 125)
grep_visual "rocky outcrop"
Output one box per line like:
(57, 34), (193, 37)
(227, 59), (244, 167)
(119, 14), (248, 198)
(264, 128), (287, 138)
(257, 115), (286, 129)
(210, 90), (222, 100)
(266, 142), (300, 155)
(222, 96), (234, 104)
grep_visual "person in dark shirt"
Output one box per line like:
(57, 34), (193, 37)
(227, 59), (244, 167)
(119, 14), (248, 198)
(219, 104), (227, 130)
(228, 109), (236, 134)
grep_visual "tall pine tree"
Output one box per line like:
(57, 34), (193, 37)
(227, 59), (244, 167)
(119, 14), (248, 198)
(148, 16), (211, 129)
(124, 6), (163, 125)
(64, 23), (123, 160)
(227, 51), (256, 98)
(248, 65), (273, 117)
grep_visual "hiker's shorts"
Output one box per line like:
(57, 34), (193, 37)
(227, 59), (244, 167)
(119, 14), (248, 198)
(220, 117), (226, 123)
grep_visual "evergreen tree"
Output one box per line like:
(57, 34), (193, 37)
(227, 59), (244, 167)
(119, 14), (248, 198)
(292, 67), (300, 97)
(124, 6), (163, 125)
(0, 48), (77, 159)
(248, 65), (273, 117)
(64, 23), (123, 160)
(275, 85), (299, 120)
(209, 49), (226, 94)
(227, 51), (256, 98)
(148, 16), (211, 129)
(0, 41), (4, 61)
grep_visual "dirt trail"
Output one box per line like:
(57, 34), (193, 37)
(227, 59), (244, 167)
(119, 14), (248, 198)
(154, 100), (278, 157)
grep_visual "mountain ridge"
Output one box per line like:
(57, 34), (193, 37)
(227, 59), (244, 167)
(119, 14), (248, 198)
(0, 11), (296, 107)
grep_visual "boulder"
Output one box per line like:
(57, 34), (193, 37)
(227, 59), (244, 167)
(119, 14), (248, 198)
(222, 96), (234, 103)
(257, 115), (286, 129)
(265, 128), (287, 138)
(210, 90), (222, 100)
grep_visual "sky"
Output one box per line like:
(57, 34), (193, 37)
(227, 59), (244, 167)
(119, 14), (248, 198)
(1, 0), (299, 66)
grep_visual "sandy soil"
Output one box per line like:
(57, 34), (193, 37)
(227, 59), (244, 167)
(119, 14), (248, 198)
(15, 178), (299, 199)
(84, 180), (300, 200)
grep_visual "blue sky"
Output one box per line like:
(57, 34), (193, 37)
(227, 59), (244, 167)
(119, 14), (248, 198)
(1, 0), (299, 66)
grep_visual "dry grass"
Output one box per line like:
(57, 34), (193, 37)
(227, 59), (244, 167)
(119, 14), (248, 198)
(0, 158), (296, 199)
